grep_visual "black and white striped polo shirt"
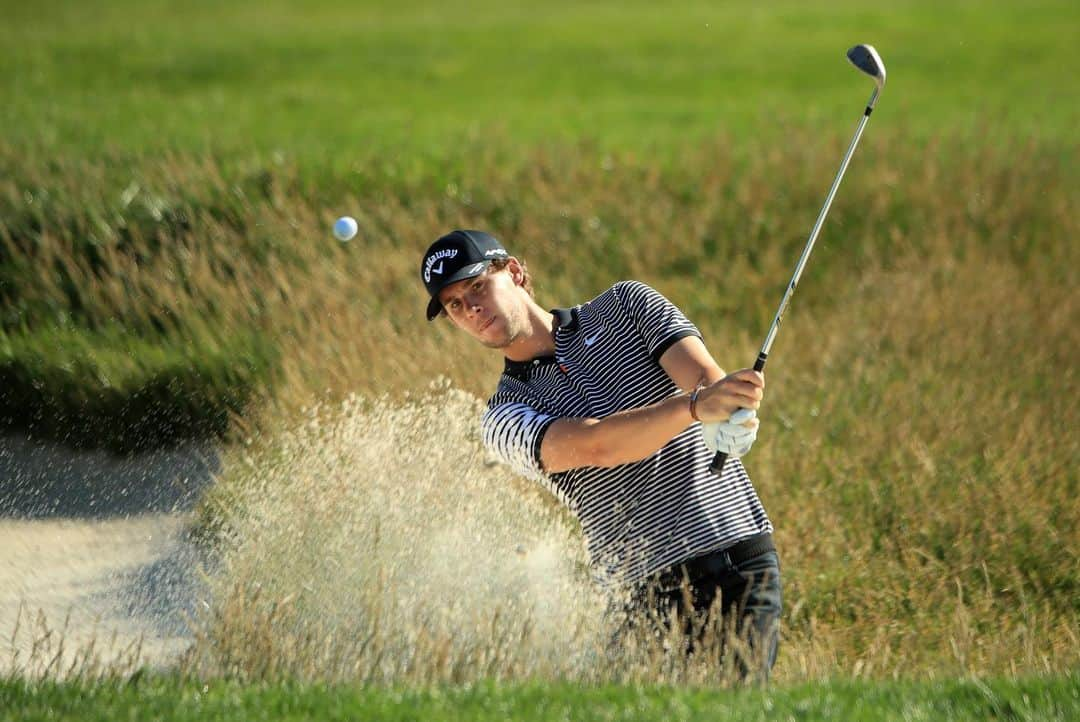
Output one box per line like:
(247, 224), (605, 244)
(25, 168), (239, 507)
(481, 280), (772, 587)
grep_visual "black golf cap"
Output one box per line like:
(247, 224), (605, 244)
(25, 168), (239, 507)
(420, 230), (509, 320)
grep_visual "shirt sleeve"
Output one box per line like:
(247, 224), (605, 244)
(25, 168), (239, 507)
(612, 281), (702, 363)
(481, 401), (558, 482)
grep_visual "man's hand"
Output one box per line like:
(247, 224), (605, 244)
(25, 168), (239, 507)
(692, 369), (765, 423)
(702, 409), (759, 458)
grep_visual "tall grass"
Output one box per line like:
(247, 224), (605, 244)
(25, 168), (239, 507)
(3, 129), (1073, 411)
(5, 605), (145, 683)
(185, 366), (1077, 684)
(3, 127), (1076, 681)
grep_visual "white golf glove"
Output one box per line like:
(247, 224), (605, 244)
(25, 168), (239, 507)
(702, 408), (759, 458)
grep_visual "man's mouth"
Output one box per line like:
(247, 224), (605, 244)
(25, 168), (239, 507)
(479, 316), (495, 332)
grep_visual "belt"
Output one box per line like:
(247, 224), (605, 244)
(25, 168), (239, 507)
(652, 533), (775, 590)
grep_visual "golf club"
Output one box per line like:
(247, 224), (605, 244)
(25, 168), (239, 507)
(710, 44), (886, 475)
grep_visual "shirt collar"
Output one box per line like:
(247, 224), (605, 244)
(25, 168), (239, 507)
(503, 307), (579, 379)
(552, 307), (578, 333)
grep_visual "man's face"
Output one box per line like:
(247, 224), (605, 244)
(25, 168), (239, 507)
(438, 261), (529, 349)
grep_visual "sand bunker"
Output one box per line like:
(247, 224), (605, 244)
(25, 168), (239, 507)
(0, 435), (217, 675)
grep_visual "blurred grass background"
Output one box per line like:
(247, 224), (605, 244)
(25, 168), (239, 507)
(2, 0), (1075, 153)
(0, 0), (1077, 683)
(1, 0), (1076, 448)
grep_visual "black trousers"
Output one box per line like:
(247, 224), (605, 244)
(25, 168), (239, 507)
(617, 535), (783, 682)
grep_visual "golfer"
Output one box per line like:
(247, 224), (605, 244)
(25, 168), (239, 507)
(421, 229), (782, 678)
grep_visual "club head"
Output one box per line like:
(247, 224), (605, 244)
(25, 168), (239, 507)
(847, 44), (886, 90)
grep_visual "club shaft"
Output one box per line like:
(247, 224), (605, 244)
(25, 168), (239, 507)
(710, 87), (879, 475)
(759, 96), (875, 361)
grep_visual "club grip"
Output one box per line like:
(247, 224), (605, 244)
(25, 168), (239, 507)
(709, 451), (729, 475)
(709, 352), (768, 475)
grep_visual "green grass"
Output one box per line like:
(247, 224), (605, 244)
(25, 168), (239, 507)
(3, 674), (1078, 722)
(0, 324), (274, 451)
(2, 129), (1073, 449)
(1, 0), (1076, 448)
(1, 0), (1077, 687)
(2, 0), (1077, 158)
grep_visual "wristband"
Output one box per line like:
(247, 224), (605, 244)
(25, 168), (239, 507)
(688, 385), (704, 422)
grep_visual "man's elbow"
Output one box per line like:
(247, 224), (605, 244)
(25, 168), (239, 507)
(545, 421), (625, 471)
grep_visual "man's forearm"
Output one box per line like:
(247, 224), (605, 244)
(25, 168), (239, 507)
(576, 392), (696, 468)
(540, 336), (736, 473)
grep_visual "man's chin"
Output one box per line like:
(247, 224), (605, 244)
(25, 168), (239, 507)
(479, 334), (513, 350)
(477, 324), (516, 350)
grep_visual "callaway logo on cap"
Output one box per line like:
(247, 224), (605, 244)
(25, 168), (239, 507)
(420, 230), (509, 320)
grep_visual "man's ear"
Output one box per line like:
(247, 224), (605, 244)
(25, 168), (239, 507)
(506, 257), (525, 287)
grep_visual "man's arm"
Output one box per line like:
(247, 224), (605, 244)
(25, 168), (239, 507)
(658, 335), (726, 391)
(539, 337), (761, 473)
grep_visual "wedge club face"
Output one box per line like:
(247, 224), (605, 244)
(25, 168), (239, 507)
(847, 44), (886, 90)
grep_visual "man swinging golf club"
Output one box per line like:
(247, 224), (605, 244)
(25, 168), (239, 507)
(420, 229), (781, 679)
(420, 42), (885, 682)
(419, 43), (886, 682)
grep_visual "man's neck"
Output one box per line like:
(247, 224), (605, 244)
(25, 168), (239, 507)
(502, 301), (559, 362)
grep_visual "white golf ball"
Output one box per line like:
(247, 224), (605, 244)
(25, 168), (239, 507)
(333, 216), (358, 241)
